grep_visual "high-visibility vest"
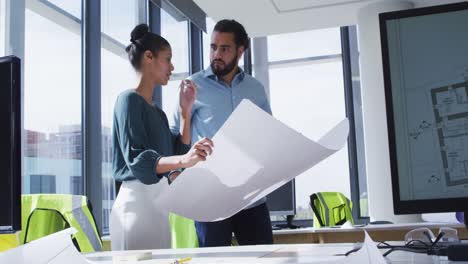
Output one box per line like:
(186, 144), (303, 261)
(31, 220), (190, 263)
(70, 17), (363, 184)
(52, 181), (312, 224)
(169, 213), (199, 249)
(310, 192), (354, 228)
(0, 233), (19, 252)
(20, 194), (102, 252)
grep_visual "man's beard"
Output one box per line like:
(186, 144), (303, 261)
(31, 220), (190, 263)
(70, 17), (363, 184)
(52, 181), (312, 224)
(210, 55), (238, 77)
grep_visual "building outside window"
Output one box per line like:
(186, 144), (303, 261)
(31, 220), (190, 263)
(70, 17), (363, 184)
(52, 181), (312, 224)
(30, 174), (56, 194)
(22, 1), (83, 198)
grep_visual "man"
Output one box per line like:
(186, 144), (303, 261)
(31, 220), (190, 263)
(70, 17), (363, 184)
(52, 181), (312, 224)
(170, 19), (273, 247)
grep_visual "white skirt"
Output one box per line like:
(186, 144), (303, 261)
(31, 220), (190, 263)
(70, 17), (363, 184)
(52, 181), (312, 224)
(110, 179), (171, 250)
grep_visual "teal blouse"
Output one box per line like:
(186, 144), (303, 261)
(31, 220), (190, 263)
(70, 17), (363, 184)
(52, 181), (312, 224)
(112, 89), (190, 185)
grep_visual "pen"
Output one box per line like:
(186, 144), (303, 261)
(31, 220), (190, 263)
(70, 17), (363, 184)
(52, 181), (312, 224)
(173, 257), (192, 264)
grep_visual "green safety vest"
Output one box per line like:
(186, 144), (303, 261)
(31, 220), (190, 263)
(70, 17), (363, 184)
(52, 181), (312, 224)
(0, 233), (19, 252)
(19, 194), (102, 252)
(169, 213), (199, 249)
(310, 192), (354, 228)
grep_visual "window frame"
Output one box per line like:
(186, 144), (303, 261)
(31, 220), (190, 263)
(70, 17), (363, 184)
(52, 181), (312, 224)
(341, 26), (369, 224)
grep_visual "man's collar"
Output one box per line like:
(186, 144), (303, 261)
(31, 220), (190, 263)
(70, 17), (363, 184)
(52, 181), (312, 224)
(203, 67), (215, 78)
(203, 66), (245, 81)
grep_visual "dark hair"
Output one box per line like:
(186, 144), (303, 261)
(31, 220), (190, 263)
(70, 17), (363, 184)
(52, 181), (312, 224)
(213, 19), (249, 50)
(125, 24), (171, 71)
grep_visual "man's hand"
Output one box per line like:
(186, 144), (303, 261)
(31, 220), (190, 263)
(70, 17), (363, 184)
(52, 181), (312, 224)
(179, 79), (197, 118)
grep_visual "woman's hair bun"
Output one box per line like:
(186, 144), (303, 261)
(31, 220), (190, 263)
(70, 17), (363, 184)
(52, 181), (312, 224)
(130, 24), (149, 42)
(125, 24), (170, 71)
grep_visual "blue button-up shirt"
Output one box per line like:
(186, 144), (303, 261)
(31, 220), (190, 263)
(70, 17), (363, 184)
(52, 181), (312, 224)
(170, 67), (272, 210)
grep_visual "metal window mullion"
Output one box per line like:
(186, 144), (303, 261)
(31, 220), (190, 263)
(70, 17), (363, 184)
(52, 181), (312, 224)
(5, 2), (25, 215)
(252, 37), (271, 101)
(243, 39), (252, 75)
(82, 0), (102, 234)
(188, 21), (203, 75)
(340, 26), (367, 224)
(136, 0), (147, 26)
(149, 1), (162, 108)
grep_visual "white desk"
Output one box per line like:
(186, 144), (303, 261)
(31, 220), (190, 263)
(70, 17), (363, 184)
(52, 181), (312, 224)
(101, 223), (467, 251)
(85, 243), (465, 263)
(274, 222), (468, 244)
(101, 222), (467, 250)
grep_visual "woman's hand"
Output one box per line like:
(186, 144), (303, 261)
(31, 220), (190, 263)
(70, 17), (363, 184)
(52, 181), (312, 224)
(179, 79), (197, 118)
(180, 137), (214, 168)
(168, 171), (181, 182)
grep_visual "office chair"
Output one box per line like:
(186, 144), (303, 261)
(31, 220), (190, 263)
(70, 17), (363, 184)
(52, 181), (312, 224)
(169, 213), (199, 248)
(310, 192), (354, 228)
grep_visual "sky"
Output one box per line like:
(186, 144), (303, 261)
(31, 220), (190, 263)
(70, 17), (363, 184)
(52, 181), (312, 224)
(1, 0), (352, 217)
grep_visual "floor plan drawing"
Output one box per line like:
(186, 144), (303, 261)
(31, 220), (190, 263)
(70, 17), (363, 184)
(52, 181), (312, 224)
(430, 81), (468, 186)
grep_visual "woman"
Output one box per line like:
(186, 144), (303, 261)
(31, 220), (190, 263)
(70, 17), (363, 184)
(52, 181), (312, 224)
(110, 24), (213, 250)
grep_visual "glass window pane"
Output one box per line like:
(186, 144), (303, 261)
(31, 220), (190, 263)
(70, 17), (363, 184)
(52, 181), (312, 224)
(161, 9), (188, 74)
(202, 17), (215, 69)
(161, 9), (188, 116)
(268, 28), (342, 62)
(47, 0), (81, 19)
(0, 0), (5, 56)
(348, 26), (368, 218)
(24, 3), (82, 196)
(101, 0), (145, 234)
(101, 0), (144, 42)
(161, 80), (181, 119)
(268, 29), (350, 220)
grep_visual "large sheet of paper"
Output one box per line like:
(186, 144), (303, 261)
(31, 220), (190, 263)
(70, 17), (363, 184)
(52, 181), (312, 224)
(0, 228), (91, 264)
(334, 231), (387, 264)
(259, 231), (385, 264)
(310, 231), (386, 264)
(154, 99), (349, 222)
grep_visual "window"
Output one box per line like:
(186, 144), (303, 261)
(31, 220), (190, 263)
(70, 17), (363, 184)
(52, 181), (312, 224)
(0, 0), (5, 56)
(202, 17), (215, 69)
(23, 1), (83, 196)
(160, 8), (189, 116)
(347, 26), (368, 218)
(266, 28), (350, 220)
(101, 0), (146, 234)
(267, 28), (342, 62)
(30, 175), (56, 194)
(70, 176), (83, 195)
(46, 0), (81, 18)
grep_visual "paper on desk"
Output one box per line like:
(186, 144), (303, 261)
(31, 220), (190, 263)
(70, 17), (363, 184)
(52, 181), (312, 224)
(155, 99), (349, 222)
(333, 231), (387, 264)
(0, 228), (91, 264)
